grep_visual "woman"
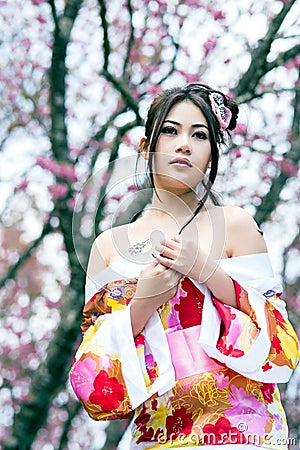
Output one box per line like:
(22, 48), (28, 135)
(70, 83), (299, 449)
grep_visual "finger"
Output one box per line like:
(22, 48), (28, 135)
(158, 246), (177, 260)
(172, 235), (182, 243)
(156, 241), (177, 253)
(155, 253), (173, 268)
(160, 238), (181, 250)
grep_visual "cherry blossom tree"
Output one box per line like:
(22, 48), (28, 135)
(0, 0), (299, 449)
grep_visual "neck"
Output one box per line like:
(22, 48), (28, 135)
(149, 188), (201, 221)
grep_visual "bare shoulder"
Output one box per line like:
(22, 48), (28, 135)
(93, 224), (129, 262)
(222, 205), (267, 258)
(87, 224), (129, 277)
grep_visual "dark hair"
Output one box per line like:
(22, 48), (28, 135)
(139, 82), (239, 231)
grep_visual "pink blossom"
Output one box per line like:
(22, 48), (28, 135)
(130, 48), (139, 62)
(67, 198), (76, 210)
(70, 146), (85, 156)
(36, 155), (59, 173)
(265, 153), (275, 163)
(235, 123), (247, 135)
(209, 8), (226, 21)
(280, 159), (297, 176)
(48, 184), (68, 199)
(127, 184), (138, 192)
(31, 0), (47, 4)
(15, 180), (28, 191)
(232, 148), (242, 158)
(37, 156), (77, 181)
(36, 14), (47, 24)
(184, 73), (199, 83)
(111, 194), (122, 202)
(59, 163), (77, 182)
(147, 85), (162, 96)
(100, 172), (111, 186)
(284, 56), (300, 70)
(21, 39), (31, 53)
(185, 0), (202, 6)
(203, 38), (217, 58)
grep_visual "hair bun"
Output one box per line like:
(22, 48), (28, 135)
(225, 98), (239, 131)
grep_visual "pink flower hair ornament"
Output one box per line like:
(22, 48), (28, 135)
(209, 92), (232, 131)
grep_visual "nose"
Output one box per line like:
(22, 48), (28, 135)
(175, 139), (191, 155)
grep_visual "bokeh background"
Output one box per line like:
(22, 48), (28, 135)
(0, 0), (299, 448)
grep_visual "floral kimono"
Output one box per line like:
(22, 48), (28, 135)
(70, 253), (299, 449)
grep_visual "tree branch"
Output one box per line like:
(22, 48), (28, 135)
(102, 68), (141, 119)
(98, 0), (111, 71)
(123, 0), (134, 77)
(94, 119), (141, 229)
(49, 0), (83, 163)
(102, 419), (132, 449)
(55, 401), (82, 450)
(265, 43), (300, 73)
(112, 185), (152, 227)
(254, 71), (300, 226)
(0, 221), (53, 290)
(234, 86), (300, 105)
(3, 273), (86, 450)
(233, 0), (297, 100)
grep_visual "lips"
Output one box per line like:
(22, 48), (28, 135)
(170, 157), (192, 167)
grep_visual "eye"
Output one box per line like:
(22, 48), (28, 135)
(193, 130), (208, 140)
(161, 126), (177, 135)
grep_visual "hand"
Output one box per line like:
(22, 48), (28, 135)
(134, 259), (182, 307)
(154, 235), (209, 282)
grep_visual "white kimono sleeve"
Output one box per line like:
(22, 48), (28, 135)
(198, 253), (299, 383)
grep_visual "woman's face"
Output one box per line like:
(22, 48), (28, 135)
(152, 100), (212, 194)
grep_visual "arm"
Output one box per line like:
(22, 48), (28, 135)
(87, 229), (181, 337)
(70, 230), (177, 419)
(130, 261), (181, 337)
(202, 208), (299, 381)
(154, 206), (267, 311)
(196, 206), (268, 311)
(155, 206), (299, 381)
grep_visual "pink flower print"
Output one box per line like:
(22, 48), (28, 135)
(100, 354), (114, 371)
(213, 371), (230, 389)
(227, 385), (268, 436)
(70, 357), (97, 402)
(273, 414), (283, 431)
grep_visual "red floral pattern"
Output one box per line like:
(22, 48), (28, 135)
(165, 406), (193, 438)
(89, 370), (124, 411)
(71, 270), (298, 447)
(261, 383), (275, 403)
(174, 277), (204, 328)
(203, 417), (246, 445)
